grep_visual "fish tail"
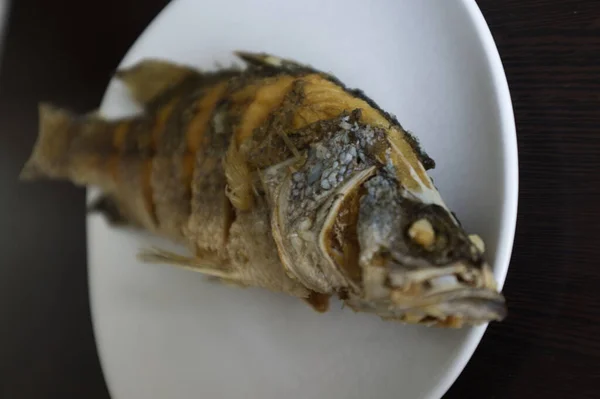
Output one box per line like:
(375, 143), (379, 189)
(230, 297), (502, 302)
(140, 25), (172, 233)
(20, 103), (79, 181)
(20, 103), (130, 194)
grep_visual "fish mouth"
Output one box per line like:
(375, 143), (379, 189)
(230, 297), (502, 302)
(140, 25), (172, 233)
(387, 287), (507, 327)
(347, 261), (507, 327)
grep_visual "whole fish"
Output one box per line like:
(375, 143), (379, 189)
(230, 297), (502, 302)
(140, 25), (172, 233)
(21, 52), (506, 327)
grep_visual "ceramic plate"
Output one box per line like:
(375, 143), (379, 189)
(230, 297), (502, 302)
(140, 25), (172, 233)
(89, 0), (517, 398)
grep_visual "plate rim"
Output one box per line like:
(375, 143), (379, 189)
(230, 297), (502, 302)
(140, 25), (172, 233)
(424, 2), (518, 397)
(88, 1), (518, 398)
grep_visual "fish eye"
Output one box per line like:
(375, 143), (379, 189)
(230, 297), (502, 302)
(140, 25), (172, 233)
(407, 218), (435, 248)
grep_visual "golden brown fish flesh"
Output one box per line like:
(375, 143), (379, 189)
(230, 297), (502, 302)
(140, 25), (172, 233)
(20, 52), (507, 327)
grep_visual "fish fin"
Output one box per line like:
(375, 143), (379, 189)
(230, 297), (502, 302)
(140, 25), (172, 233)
(138, 247), (240, 280)
(115, 59), (201, 106)
(20, 103), (78, 181)
(87, 195), (130, 226)
(234, 51), (313, 73)
(85, 109), (103, 119)
(303, 291), (330, 313)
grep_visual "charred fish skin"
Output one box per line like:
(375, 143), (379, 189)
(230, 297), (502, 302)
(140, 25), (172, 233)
(20, 52), (506, 327)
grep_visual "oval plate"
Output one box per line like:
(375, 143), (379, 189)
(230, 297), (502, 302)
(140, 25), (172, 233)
(88, 0), (518, 398)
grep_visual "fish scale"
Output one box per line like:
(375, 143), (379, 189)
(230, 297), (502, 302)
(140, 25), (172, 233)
(150, 94), (192, 241)
(185, 102), (232, 255)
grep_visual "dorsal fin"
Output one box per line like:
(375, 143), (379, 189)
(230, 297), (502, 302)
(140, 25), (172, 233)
(115, 59), (202, 107)
(234, 51), (317, 74)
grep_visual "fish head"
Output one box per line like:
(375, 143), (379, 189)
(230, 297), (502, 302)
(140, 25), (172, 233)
(265, 110), (506, 327)
(343, 172), (506, 327)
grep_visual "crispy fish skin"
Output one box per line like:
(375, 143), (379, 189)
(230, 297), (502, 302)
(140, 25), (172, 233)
(20, 52), (506, 327)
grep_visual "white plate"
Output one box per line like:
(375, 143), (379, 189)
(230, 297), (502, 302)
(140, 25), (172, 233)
(89, 0), (518, 398)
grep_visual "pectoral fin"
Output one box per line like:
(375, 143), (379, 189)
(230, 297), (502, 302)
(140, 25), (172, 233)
(138, 247), (240, 281)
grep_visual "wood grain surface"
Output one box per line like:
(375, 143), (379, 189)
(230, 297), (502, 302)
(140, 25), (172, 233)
(0, 1), (598, 398)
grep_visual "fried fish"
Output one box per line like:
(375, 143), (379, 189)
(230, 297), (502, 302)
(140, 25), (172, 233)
(20, 52), (507, 327)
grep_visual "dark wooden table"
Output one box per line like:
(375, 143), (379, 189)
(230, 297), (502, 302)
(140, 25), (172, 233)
(1, 1), (598, 398)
